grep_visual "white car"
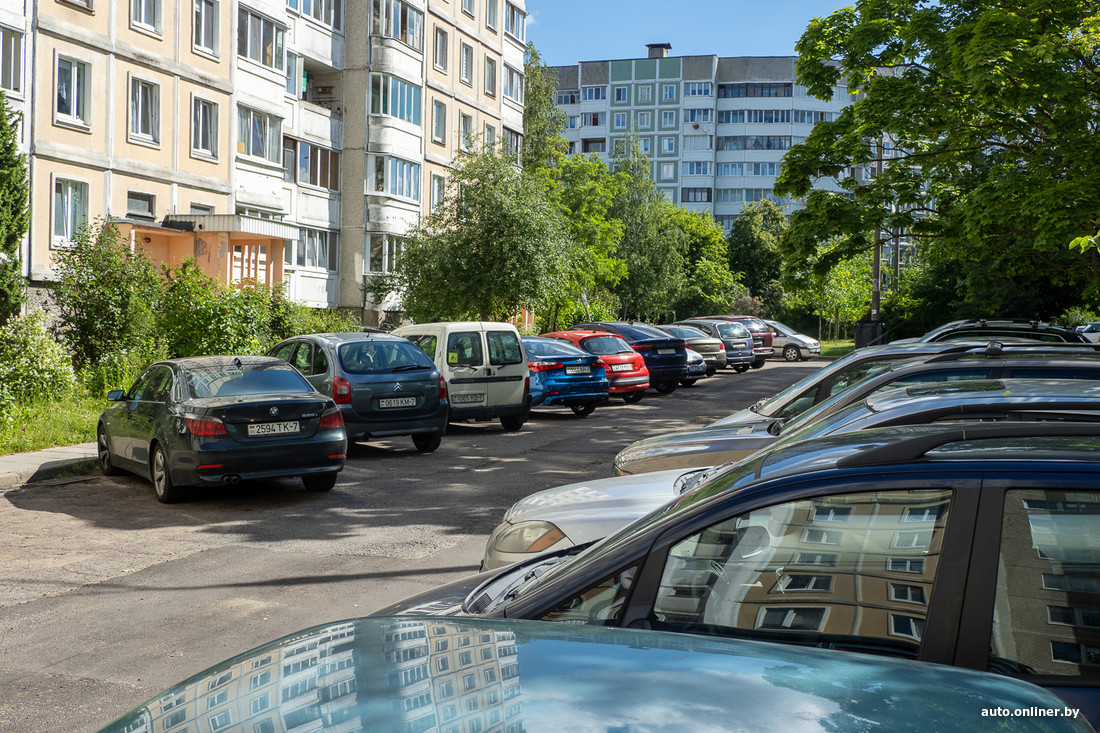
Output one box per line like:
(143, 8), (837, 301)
(765, 320), (820, 361)
(1078, 322), (1100, 343)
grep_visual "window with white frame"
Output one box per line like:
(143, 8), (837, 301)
(430, 174), (446, 211)
(637, 111), (651, 128)
(298, 141), (340, 190)
(504, 2), (524, 41)
(613, 86), (627, 102)
(290, 227), (338, 270)
(371, 73), (421, 125)
(129, 77), (160, 144)
(757, 607), (827, 631)
(660, 137), (674, 153)
(684, 108), (712, 123)
(462, 0), (474, 16)
(716, 188), (742, 202)
(660, 110), (675, 127)
(301, 0), (342, 30)
(565, 116), (577, 129)
(502, 64), (523, 103)
(132, 0), (162, 33)
(637, 85), (651, 103)
(460, 43), (473, 85)
(889, 583), (928, 605)
(250, 693), (270, 715)
(582, 112), (605, 127)
(683, 81), (712, 96)
(127, 191), (155, 219)
(683, 161), (711, 176)
(556, 89), (578, 105)
(683, 134), (711, 150)
(208, 711), (231, 731)
(751, 162), (780, 176)
(717, 162), (743, 176)
(659, 162), (674, 179)
(372, 155), (420, 200)
(372, 0), (423, 51)
(460, 112), (473, 150)
(0, 27), (21, 95)
(486, 0), (498, 28)
(237, 8), (285, 71)
(503, 127), (521, 160)
(681, 187), (711, 203)
(56, 57), (89, 126)
(285, 52), (299, 96)
(368, 233), (404, 273)
(639, 138), (650, 154)
(432, 100), (446, 143)
(581, 86), (606, 101)
(484, 56), (496, 95)
(237, 106), (281, 162)
(192, 97), (218, 158)
(433, 27), (447, 70)
(613, 112), (627, 129)
(484, 123), (495, 148)
(662, 84), (675, 101)
(890, 614), (925, 640)
(718, 110), (744, 124)
(53, 178), (88, 247)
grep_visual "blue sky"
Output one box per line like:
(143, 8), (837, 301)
(524, 0), (854, 67)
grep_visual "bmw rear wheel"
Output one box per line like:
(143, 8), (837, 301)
(152, 445), (184, 504)
(303, 472), (338, 492)
(97, 425), (121, 477)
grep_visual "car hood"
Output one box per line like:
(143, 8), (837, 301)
(615, 423), (778, 475)
(708, 408), (774, 427)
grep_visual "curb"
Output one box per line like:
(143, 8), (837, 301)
(0, 443), (99, 490)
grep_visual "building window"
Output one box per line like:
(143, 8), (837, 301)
(503, 64), (523, 103)
(583, 112), (605, 127)
(718, 110), (744, 124)
(637, 85), (651, 103)
(662, 84), (675, 101)
(484, 56), (496, 96)
(581, 86), (606, 101)
(581, 138), (604, 154)
(565, 116), (577, 129)
(432, 100), (446, 143)
(368, 233), (403, 273)
(129, 77), (160, 145)
(250, 693), (270, 715)
(433, 28), (447, 70)
(613, 86), (628, 102)
(613, 112), (627, 129)
(460, 113), (473, 151)
(779, 574), (832, 592)
(430, 174), (446, 211)
(302, 0), (342, 30)
(889, 583), (928, 605)
(237, 8), (285, 71)
(53, 179), (88, 247)
(0, 27), (21, 95)
(681, 187), (712, 203)
(486, 0), (498, 28)
(890, 614), (925, 641)
(659, 162), (674, 179)
(164, 710), (185, 729)
(503, 1), (524, 41)
(660, 137), (674, 153)
(372, 0), (423, 51)
(298, 141), (340, 190)
(637, 111), (651, 128)
(56, 57), (89, 126)
(371, 73), (422, 125)
(237, 106), (281, 163)
(192, 97), (218, 158)
(757, 607), (826, 631)
(461, 0), (474, 16)
(290, 228), (338, 270)
(718, 82), (792, 98)
(683, 161), (711, 175)
(660, 110), (675, 127)
(460, 43), (474, 85)
(683, 134), (712, 150)
(372, 156), (421, 200)
(715, 188), (742, 202)
(639, 138), (650, 154)
(132, 0), (162, 32)
(503, 127), (522, 160)
(208, 711), (231, 731)
(683, 81), (712, 96)
(556, 89), (578, 105)
(484, 124), (495, 148)
(285, 52), (299, 96)
(717, 162), (743, 176)
(684, 108), (712, 123)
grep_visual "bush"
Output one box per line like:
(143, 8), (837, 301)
(0, 310), (77, 401)
(270, 291), (362, 340)
(1056, 306), (1100, 328)
(80, 339), (168, 397)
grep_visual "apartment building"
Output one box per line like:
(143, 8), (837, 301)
(552, 45), (855, 231)
(2, 0), (525, 323)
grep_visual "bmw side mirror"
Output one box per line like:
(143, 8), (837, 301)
(106, 390), (125, 401)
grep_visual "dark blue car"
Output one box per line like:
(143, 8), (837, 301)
(523, 336), (610, 416)
(570, 321), (688, 393)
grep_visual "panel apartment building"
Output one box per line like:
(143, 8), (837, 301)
(0, 0), (526, 325)
(551, 44), (854, 230)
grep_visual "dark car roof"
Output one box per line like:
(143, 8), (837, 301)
(281, 331), (414, 345)
(168, 355), (288, 369)
(919, 319), (1087, 343)
(570, 321), (671, 340)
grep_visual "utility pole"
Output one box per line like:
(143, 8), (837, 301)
(871, 135), (882, 323)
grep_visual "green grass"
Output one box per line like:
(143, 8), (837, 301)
(819, 340), (856, 358)
(0, 393), (103, 456)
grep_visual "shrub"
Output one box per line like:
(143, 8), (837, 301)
(1056, 306), (1100, 328)
(80, 338), (168, 397)
(0, 310), (76, 401)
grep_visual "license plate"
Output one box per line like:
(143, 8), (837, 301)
(247, 421), (299, 436)
(379, 397), (416, 408)
(565, 366), (590, 375)
(451, 393), (484, 404)
(611, 363), (632, 372)
(657, 348), (675, 355)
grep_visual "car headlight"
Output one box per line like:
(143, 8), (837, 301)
(491, 522), (567, 554)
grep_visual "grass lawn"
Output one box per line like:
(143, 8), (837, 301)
(0, 393), (103, 456)
(819, 340), (856, 358)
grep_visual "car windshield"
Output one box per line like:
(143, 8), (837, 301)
(339, 341), (435, 374)
(611, 323), (668, 340)
(187, 363), (314, 398)
(580, 336), (633, 355)
(716, 322), (751, 339)
(525, 339), (588, 358)
(663, 325), (708, 339)
(769, 322), (795, 335)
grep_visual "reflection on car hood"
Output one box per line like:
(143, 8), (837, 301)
(615, 424), (777, 474)
(97, 616), (1090, 733)
(504, 469), (690, 527)
(708, 408), (773, 427)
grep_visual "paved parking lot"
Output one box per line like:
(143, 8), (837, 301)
(0, 363), (817, 732)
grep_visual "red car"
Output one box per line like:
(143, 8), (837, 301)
(540, 331), (649, 403)
(688, 315), (774, 369)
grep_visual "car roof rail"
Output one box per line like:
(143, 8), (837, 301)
(835, 422), (1100, 468)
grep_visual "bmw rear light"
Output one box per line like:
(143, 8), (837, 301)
(319, 409), (344, 429)
(528, 361), (563, 373)
(333, 376), (352, 405)
(632, 343), (652, 352)
(438, 375), (449, 400)
(185, 416), (228, 436)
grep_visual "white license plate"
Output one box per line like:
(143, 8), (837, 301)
(565, 366), (590, 375)
(657, 348), (675, 355)
(379, 397), (416, 408)
(451, 393), (484, 404)
(611, 363), (632, 372)
(247, 421), (299, 436)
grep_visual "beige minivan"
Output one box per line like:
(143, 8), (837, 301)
(392, 321), (531, 431)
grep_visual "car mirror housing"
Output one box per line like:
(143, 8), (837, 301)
(106, 390), (126, 401)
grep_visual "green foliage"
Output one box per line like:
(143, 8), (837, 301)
(80, 340), (167, 398)
(1055, 306), (1100, 328)
(52, 220), (161, 370)
(522, 44), (568, 173)
(776, 0), (1100, 312)
(269, 292), (361, 341)
(0, 311), (77, 401)
(368, 148), (576, 322)
(726, 201), (786, 314)
(0, 92), (28, 325)
(666, 207), (740, 318)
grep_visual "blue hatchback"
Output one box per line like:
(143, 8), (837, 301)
(523, 337), (610, 416)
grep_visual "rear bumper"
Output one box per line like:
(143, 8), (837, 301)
(172, 435), (348, 486)
(534, 390), (611, 407)
(608, 375), (649, 394)
(342, 402), (449, 440)
(645, 365), (688, 384)
(450, 396), (532, 422)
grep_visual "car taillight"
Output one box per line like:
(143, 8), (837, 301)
(632, 343), (652, 352)
(185, 416), (228, 436)
(333, 376), (351, 405)
(528, 361), (563, 373)
(438, 374), (449, 400)
(319, 409), (344, 429)
(524, 376), (530, 395)
(595, 359), (609, 371)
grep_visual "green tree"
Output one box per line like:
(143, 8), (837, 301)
(667, 206), (740, 318)
(53, 220), (161, 370)
(0, 92), (29, 324)
(726, 200), (787, 314)
(522, 43), (568, 173)
(367, 148), (575, 322)
(775, 0), (1100, 313)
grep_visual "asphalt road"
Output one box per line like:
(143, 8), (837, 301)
(0, 361), (818, 732)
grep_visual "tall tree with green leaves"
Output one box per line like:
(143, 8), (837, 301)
(775, 0), (1100, 315)
(366, 148), (575, 322)
(522, 43), (568, 173)
(0, 92), (28, 325)
(726, 200), (786, 313)
(667, 206), (740, 318)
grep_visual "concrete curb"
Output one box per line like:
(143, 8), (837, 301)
(0, 443), (99, 490)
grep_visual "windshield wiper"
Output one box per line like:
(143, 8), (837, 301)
(392, 364), (431, 372)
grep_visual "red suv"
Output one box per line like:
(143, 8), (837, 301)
(540, 331), (650, 403)
(688, 316), (774, 369)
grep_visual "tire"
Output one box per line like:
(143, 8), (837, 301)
(654, 380), (678, 394)
(680, 378), (698, 387)
(783, 345), (801, 362)
(734, 365), (750, 373)
(97, 425), (121, 477)
(622, 391), (644, 404)
(151, 445), (184, 504)
(303, 472), (338, 492)
(705, 366), (717, 377)
(412, 433), (442, 452)
(500, 415), (525, 431)
(750, 359), (766, 370)
(570, 403), (597, 417)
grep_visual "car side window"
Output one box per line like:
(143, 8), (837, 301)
(539, 565), (640, 627)
(827, 360), (896, 397)
(146, 367), (174, 403)
(447, 332), (484, 367)
(310, 346), (328, 376)
(407, 334), (438, 360)
(649, 489), (954, 659)
(270, 343), (295, 362)
(127, 369), (162, 401)
(291, 343), (313, 374)
(488, 331), (523, 366)
(989, 489), (1100, 677)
